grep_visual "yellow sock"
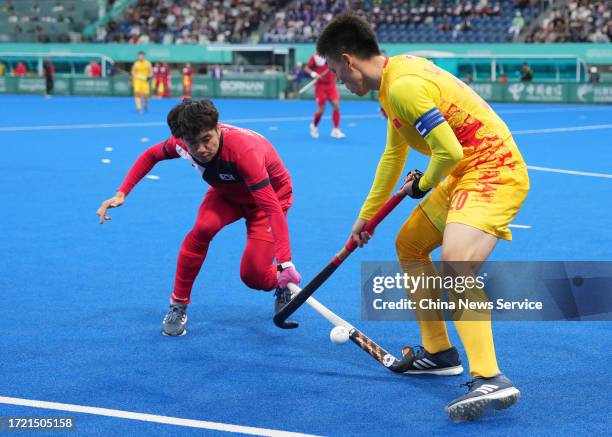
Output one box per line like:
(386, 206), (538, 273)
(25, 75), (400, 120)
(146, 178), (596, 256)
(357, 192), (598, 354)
(446, 264), (500, 378)
(396, 206), (451, 354)
(453, 319), (499, 377)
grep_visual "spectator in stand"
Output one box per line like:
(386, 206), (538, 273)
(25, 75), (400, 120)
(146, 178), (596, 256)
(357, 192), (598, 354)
(13, 62), (27, 77)
(509, 10), (525, 41)
(588, 66), (600, 83)
(520, 63), (533, 81)
(498, 73), (508, 83)
(0, 62), (5, 77)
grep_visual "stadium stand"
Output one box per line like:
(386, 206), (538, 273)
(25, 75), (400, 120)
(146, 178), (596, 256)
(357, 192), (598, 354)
(262, 0), (543, 43)
(101, 0), (290, 44)
(525, 0), (611, 42)
(0, 0), (98, 42)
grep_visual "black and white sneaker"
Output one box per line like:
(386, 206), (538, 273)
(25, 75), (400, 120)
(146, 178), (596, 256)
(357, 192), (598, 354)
(445, 373), (520, 422)
(161, 303), (188, 336)
(274, 287), (298, 328)
(395, 345), (464, 376)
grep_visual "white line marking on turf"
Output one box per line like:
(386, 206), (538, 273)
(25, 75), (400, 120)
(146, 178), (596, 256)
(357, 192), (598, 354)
(0, 121), (167, 132)
(508, 224), (532, 229)
(0, 115), (381, 132)
(527, 165), (612, 179)
(145, 175), (160, 180)
(497, 107), (611, 115)
(0, 396), (319, 437)
(141, 137), (150, 142)
(104, 147), (113, 152)
(269, 126), (279, 131)
(514, 124), (612, 135)
(2, 119), (610, 136)
(101, 159), (111, 164)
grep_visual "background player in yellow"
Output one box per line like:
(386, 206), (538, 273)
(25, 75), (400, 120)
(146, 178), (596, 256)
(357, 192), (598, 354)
(317, 14), (529, 422)
(131, 51), (152, 113)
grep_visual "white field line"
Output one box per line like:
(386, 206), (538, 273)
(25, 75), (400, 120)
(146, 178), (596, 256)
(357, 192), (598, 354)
(513, 124), (612, 135)
(0, 114), (380, 132)
(0, 396), (320, 437)
(527, 165), (612, 179)
(508, 224), (532, 229)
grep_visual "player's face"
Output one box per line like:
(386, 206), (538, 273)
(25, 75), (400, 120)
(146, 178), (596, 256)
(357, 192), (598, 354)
(185, 127), (221, 163)
(326, 54), (368, 97)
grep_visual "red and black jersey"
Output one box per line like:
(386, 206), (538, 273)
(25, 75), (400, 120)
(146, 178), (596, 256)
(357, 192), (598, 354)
(117, 124), (293, 262)
(308, 53), (336, 88)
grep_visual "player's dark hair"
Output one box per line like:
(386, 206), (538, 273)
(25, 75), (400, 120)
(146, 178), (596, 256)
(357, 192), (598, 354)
(316, 13), (381, 61)
(167, 98), (219, 140)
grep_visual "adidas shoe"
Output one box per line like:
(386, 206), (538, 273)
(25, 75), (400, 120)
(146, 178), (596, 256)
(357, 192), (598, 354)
(330, 128), (346, 139)
(445, 373), (520, 422)
(161, 303), (188, 336)
(395, 345), (464, 376)
(310, 123), (319, 138)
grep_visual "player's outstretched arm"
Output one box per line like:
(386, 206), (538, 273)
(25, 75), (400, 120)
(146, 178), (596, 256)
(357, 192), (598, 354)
(96, 192), (125, 224)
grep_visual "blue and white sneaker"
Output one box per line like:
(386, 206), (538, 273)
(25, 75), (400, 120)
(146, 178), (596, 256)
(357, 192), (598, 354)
(395, 345), (464, 376)
(445, 373), (520, 422)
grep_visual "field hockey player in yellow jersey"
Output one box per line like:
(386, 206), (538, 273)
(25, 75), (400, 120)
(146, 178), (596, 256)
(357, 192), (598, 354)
(131, 51), (152, 113)
(317, 14), (529, 422)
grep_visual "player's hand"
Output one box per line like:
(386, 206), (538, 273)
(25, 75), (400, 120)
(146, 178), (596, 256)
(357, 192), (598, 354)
(397, 170), (421, 197)
(310, 71), (318, 80)
(96, 192), (126, 224)
(351, 218), (371, 248)
(278, 264), (302, 288)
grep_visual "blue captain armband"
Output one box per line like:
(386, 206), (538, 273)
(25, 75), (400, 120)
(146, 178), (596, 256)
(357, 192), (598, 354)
(413, 108), (446, 137)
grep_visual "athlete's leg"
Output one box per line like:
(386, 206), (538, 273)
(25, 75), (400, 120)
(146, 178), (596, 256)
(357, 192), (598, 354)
(396, 205), (451, 353)
(441, 223), (500, 378)
(239, 206), (284, 291)
(171, 190), (242, 304)
(240, 238), (277, 291)
(133, 84), (142, 112)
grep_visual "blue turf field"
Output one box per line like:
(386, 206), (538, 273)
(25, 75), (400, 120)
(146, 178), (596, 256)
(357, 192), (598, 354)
(0, 96), (611, 436)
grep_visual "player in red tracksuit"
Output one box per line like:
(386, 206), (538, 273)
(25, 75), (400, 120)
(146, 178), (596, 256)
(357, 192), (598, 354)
(304, 52), (345, 139)
(152, 62), (162, 97)
(96, 99), (302, 336)
(160, 62), (171, 97)
(182, 63), (194, 98)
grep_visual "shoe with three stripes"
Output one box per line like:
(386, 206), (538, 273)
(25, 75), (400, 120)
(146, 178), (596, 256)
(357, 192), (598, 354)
(445, 373), (520, 422)
(395, 345), (464, 376)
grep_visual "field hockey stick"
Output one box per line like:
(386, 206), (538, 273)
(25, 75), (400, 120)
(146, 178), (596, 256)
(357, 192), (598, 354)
(299, 68), (330, 94)
(274, 187), (409, 329)
(287, 283), (404, 372)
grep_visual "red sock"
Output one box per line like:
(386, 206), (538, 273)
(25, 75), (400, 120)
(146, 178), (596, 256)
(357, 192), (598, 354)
(332, 110), (340, 128)
(313, 112), (322, 127)
(171, 232), (210, 304)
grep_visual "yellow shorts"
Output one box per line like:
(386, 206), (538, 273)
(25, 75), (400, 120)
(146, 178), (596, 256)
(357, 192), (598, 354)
(133, 79), (150, 95)
(419, 165), (529, 241)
